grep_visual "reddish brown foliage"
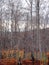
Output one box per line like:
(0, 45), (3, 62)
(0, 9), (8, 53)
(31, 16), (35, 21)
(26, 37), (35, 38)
(0, 59), (48, 65)
(0, 59), (16, 65)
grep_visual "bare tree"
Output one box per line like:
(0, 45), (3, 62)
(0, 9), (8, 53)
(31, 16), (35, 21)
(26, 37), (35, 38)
(0, 8), (3, 50)
(8, 0), (22, 50)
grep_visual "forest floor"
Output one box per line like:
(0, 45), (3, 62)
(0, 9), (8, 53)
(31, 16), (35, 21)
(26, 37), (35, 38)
(0, 58), (48, 65)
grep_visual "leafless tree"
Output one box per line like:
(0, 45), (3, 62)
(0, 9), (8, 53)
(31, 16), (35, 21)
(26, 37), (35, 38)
(0, 8), (3, 50)
(8, 0), (22, 50)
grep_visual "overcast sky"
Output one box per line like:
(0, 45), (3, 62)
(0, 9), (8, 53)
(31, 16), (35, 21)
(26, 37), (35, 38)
(0, 0), (49, 18)
(0, 0), (49, 31)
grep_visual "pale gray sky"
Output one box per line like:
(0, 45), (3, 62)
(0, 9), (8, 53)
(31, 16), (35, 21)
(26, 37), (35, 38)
(0, 0), (49, 31)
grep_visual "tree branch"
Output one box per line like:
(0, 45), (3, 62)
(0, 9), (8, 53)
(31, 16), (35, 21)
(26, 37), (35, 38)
(25, 0), (30, 7)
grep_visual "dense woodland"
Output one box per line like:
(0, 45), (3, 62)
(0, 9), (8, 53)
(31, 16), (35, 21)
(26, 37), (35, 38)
(0, 0), (49, 58)
(0, 28), (49, 52)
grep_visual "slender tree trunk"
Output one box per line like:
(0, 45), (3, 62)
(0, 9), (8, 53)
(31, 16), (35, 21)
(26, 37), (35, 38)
(0, 8), (2, 51)
(36, 0), (42, 60)
(30, 0), (33, 30)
